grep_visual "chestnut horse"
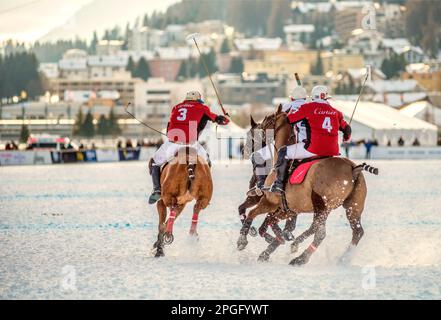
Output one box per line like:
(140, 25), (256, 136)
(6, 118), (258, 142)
(151, 146), (213, 257)
(238, 107), (377, 266)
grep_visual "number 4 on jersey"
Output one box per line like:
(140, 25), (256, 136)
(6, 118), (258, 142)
(322, 117), (333, 133)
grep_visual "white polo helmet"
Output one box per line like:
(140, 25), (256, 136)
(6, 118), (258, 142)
(185, 91), (202, 101)
(311, 85), (331, 100)
(290, 86), (307, 100)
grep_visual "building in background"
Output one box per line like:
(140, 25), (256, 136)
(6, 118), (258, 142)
(217, 73), (286, 105)
(284, 24), (315, 48)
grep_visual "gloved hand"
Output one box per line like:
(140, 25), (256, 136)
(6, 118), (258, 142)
(343, 125), (352, 142)
(215, 115), (230, 125)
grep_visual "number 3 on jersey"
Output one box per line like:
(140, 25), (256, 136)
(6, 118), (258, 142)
(322, 117), (333, 133)
(177, 108), (187, 121)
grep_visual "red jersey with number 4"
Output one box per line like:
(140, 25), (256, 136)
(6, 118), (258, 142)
(167, 100), (218, 143)
(287, 101), (349, 156)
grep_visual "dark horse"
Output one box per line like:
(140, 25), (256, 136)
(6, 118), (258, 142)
(238, 112), (296, 242)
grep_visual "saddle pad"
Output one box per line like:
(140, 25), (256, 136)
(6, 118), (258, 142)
(289, 159), (321, 185)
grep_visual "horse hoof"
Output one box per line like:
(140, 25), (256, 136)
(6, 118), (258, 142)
(283, 231), (295, 241)
(264, 234), (275, 244)
(237, 235), (248, 251)
(291, 243), (299, 254)
(289, 255), (307, 266)
(163, 232), (174, 245)
(249, 227), (258, 237)
(154, 248), (165, 258)
(258, 252), (270, 262)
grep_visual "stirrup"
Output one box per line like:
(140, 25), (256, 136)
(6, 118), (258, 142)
(148, 189), (161, 204)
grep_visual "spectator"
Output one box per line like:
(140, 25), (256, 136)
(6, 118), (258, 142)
(363, 139), (378, 159)
(5, 142), (12, 150)
(136, 140), (142, 148)
(117, 140), (122, 149)
(90, 143), (96, 150)
(387, 140), (391, 147)
(412, 138), (420, 146)
(398, 136), (405, 146)
(126, 139), (133, 149)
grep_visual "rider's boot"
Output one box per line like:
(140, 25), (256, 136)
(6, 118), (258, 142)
(269, 146), (289, 195)
(148, 164), (162, 204)
(247, 153), (268, 197)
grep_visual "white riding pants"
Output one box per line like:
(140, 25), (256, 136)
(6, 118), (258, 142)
(286, 142), (317, 160)
(152, 140), (209, 166)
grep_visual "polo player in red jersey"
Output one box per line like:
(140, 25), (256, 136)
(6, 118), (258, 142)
(269, 85), (352, 195)
(148, 91), (229, 204)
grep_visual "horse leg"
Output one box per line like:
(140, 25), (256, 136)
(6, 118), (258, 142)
(340, 174), (367, 263)
(283, 216), (297, 241)
(290, 220), (317, 254)
(289, 212), (329, 266)
(290, 191), (325, 253)
(259, 214), (277, 244)
(189, 201), (203, 237)
(153, 199), (167, 257)
(237, 198), (278, 251)
(238, 195), (260, 237)
(257, 216), (287, 262)
(163, 204), (185, 245)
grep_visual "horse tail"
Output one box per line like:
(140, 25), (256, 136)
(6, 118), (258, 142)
(185, 146), (197, 190)
(352, 162), (379, 180)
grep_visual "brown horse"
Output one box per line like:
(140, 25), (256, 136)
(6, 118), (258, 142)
(151, 146), (213, 257)
(238, 107), (377, 266)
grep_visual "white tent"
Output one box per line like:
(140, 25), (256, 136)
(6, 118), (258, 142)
(399, 100), (441, 127)
(333, 100), (438, 146)
(200, 120), (247, 161)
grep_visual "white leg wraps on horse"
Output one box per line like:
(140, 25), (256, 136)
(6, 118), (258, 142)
(152, 140), (209, 166)
(286, 142), (317, 160)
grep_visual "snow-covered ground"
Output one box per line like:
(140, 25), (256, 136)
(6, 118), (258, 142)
(1, 160), (440, 299)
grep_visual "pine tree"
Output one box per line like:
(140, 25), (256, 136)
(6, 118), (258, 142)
(229, 57), (244, 73)
(177, 60), (188, 79)
(133, 57), (151, 81)
(198, 48), (217, 78)
(82, 110), (95, 137)
(90, 31), (98, 54)
(19, 124), (30, 143)
(73, 107), (84, 136)
(107, 107), (121, 136)
(220, 38), (231, 54)
(312, 51), (323, 75)
(126, 56), (135, 76)
(97, 114), (109, 136)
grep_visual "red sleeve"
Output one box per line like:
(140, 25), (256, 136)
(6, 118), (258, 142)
(202, 104), (218, 122)
(338, 111), (348, 130)
(287, 105), (306, 124)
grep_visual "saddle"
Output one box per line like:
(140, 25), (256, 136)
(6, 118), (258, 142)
(287, 156), (331, 185)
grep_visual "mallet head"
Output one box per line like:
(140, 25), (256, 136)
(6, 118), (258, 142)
(186, 33), (200, 43)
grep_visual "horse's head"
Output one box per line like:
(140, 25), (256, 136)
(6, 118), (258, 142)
(259, 104), (291, 149)
(244, 115), (263, 158)
(244, 104), (288, 157)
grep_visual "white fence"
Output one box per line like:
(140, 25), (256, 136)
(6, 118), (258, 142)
(1, 146), (441, 166)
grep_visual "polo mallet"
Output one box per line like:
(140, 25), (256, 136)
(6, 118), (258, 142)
(124, 103), (167, 137)
(186, 33), (229, 118)
(349, 66), (370, 125)
(294, 73), (302, 86)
